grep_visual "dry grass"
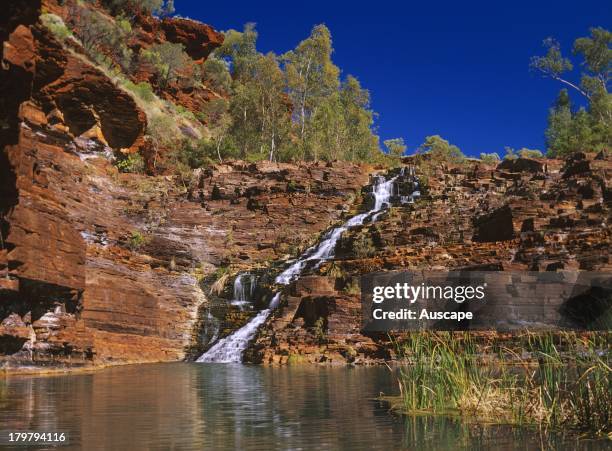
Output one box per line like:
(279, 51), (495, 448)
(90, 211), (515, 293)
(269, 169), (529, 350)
(209, 273), (230, 296)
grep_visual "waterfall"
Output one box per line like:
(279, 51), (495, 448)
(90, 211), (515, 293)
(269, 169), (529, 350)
(197, 172), (410, 363)
(231, 273), (257, 308)
(197, 293), (281, 363)
(276, 175), (397, 284)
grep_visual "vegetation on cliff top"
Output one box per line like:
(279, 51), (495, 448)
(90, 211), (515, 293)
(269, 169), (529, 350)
(531, 27), (611, 157)
(43, 1), (388, 170)
(42, 1), (609, 171)
(196, 23), (383, 164)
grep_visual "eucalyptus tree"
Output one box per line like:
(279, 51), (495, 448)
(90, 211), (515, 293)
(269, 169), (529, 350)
(532, 27), (611, 156)
(384, 138), (407, 158)
(252, 53), (291, 162)
(284, 24), (340, 159)
(340, 76), (379, 161)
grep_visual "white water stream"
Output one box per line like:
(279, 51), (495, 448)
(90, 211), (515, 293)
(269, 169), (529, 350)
(230, 273), (258, 308)
(197, 174), (405, 363)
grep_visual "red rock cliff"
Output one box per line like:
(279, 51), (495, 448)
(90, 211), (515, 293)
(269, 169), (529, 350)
(0, 2), (369, 369)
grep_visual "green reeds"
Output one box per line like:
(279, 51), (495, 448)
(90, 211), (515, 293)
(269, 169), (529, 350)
(392, 331), (611, 436)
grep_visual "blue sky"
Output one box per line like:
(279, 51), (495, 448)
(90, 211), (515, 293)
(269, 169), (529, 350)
(176, 0), (610, 157)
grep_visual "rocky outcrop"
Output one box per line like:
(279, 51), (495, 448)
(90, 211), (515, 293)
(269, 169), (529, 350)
(0, 113), (367, 369)
(129, 7), (224, 115)
(134, 13), (224, 62)
(41, 0), (224, 122)
(160, 17), (223, 62)
(2, 17), (146, 153)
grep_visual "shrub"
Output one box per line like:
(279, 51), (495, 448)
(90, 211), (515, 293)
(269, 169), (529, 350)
(479, 152), (501, 165)
(69, 4), (134, 72)
(324, 262), (344, 278)
(122, 81), (155, 103)
(209, 266), (230, 295)
(40, 13), (72, 40)
(127, 230), (146, 250)
(104, 0), (175, 17)
(504, 146), (518, 160)
(175, 139), (211, 169)
(384, 138), (407, 158)
(343, 278), (361, 295)
(313, 317), (327, 344)
(418, 135), (465, 165)
(352, 234), (376, 258)
(116, 153), (144, 173)
(140, 42), (191, 89)
(517, 148), (544, 158)
(201, 56), (232, 93)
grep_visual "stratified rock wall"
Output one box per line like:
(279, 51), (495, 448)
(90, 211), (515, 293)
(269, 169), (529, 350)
(248, 154), (611, 365)
(0, 3), (369, 369)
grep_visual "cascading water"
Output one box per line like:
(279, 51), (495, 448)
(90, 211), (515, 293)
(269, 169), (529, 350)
(198, 171), (413, 363)
(231, 273), (258, 308)
(276, 175), (397, 284)
(197, 293), (280, 363)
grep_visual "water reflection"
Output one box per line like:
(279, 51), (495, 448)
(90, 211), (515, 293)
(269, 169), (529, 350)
(0, 364), (607, 450)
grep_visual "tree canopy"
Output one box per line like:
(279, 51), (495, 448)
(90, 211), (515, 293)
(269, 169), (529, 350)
(532, 27), (611, 157)
(200, 23), (383, 164)
(384, 138), (407, 158)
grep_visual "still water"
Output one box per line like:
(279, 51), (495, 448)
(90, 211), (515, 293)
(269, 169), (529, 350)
(0, 364), (607, 450)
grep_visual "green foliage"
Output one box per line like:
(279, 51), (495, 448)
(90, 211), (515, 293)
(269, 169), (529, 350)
(324, 262), (345, 278)
(394, 332), (611, 434)
(148, 113), (180, 147)
(70, 4), (134, 72)
(284, 24), (340, 160)
(384, 138), (407, 158)
(546, 89), (574, 156)
(208, 23), (382, 164)
(572, 27), (610, 97)
(140, 42), (191, 89)
(479, 152), (500, 164)
(545, 88), (611, 157)
(104, 0), (175, 17)
(287, 353), (306, 364)
(352, 234), (376, 258)
(337, 75), (381, 161)
(343, 278), (361, 295)
(312, 317), (326, 344)
(418, 135), (465, 164)
(530, 38), (574, 85)
(174, 139), (214, 169)
(40, 13), (72, 40)
(127, 230), (146, 250)
(122, 80), (155, 102)
(116, 153), (144, 173)
(532, 28), (611, 157)
(517, 148), (544, 158)
(216, 23), (259, 80)
(201, 56), (232, 93)
(504, 147), (518, 160)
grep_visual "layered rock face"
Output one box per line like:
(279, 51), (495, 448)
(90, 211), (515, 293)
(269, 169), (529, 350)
(0, 3), (369, 369)
(247, 154), (611, 364)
